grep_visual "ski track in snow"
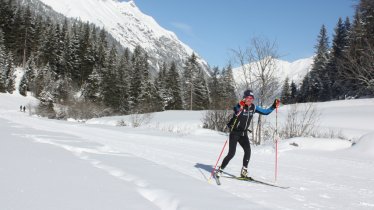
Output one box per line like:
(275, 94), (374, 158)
(14, 133), (183, 210)
(3, 118), (261, 210)
(7, 116), (374, 210)
(1, 95), (374, 209)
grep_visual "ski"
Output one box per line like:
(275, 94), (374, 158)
(222, 176), (289, 189)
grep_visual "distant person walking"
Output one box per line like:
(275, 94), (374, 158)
(23, 106), (26, 112)
(20, 105), (22, 112)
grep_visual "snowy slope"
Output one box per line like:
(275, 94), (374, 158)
(1, 91), (374, 209)
(37, 0), (208, 72)
(233, 57), (313, 88)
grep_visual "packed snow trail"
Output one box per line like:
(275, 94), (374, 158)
(0, 118), (265, 210)
(1, 93), (374, 209)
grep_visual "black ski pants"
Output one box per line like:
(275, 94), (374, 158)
(220, 132), (251, 170)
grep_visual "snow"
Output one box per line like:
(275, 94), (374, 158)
(1, 91), (374, 209)
(233, 57), (313, 86)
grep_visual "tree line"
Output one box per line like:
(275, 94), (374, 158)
(0, 0), (236, 118)
(281, 0), (374, 104)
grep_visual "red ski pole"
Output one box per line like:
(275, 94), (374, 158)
(274, 99), (280, 182)
(208, 103), (244, 183)
(208, 139), (228, 183)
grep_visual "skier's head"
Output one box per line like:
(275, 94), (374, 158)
(242, 89), (254, 106)
(243, 89), (254, 99)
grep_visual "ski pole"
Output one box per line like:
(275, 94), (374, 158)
(208, 103), (244, 183)
(274, 99), (279, 182)
(208, 139), (228, 183)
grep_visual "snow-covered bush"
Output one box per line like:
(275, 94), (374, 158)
(116, 119), (128, 127)
(202, 110), (232, 132)
(280, 103), (320, 138)
(130, 112), (153, 128)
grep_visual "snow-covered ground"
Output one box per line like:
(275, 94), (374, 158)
(1, 91), (374, 210)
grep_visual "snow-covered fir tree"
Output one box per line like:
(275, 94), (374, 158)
(301, 25), (330, 102)
(290, 80), (298, 103)
(165, 61), (182, 110)
(0, 29), (6, 93)
(155, 61), (170, 110)
(182, 53), (209, 110)
(137, 51), (163, 113)
(116, 48), (131, 114)
(221, 64), (237, 107)
(101, 45), (120, 111)
(129, 45), (144, 111)
(82, 66), (101, 103)
(280, 77), (291, 104)
(4, 52), (16, 93)
(327, 17), (351, 99)
(19, 73), (28, 96)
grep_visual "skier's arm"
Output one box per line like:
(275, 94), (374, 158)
(255, 105), (274, 115)
(255, 99), (280, 115)
(227, 103), (244, 129)
(233, 104), (242, 115)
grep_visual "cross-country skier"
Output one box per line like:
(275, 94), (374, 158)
(214, 89), (280, 180)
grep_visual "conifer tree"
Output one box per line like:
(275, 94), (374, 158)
(165, 61), (182, 110)
(309, 25), (330, 101)
(0, 72), (5, 93)
(97, 28), (108, 71)
(182, 53), (207, 110)
(221, 64), (237, 107)
(290, 81), (298, 103)
(82, 66), (101, 103)
(328, 17), (351, 99)
(0, 31), (6, 92)
(78, 22), (95, 85)
(4, 52), (15, 93)
(53, 75), (73, 104)
(341, 0), (374, 96)
(116, 48), (131, 113)
(208, 66), (221, 108)
(192, 67), (209, 110)
(129, 45), (144, 111)
(24, 54), (36, 94)
(137, 52), (163, 113)
(299, 73), (311, 102)
(1, 0), (16, 52)
(0, 29), (6, 93)
(280, 77), (291, 104)
(19, 5), (35, 67)
(19, 73), (27, 96)
(155, 61), (169, 109)
(34, 64), (52, 98)
(101, 45), (120, 111)
(68, 23), (82, 84)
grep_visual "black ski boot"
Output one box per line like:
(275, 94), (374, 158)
(240, 166), (253, 180)
(213, 167), (223, 185)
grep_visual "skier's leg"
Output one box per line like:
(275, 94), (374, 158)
(238, 136), (251, 168)
(220, 133), (239, 169)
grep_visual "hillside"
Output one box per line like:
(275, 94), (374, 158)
(37, 0), (209, 72)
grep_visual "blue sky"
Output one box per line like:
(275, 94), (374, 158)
(132, 0), (356, 68)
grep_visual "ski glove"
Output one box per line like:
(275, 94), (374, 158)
(239, 99), (245, 107)
(271, 99), (280, 109)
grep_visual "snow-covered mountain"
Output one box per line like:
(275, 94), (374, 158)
(233, 56), (313, 88)
(37, 0), (208, 73)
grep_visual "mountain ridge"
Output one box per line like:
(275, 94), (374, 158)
(38, 0), (209, 73)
